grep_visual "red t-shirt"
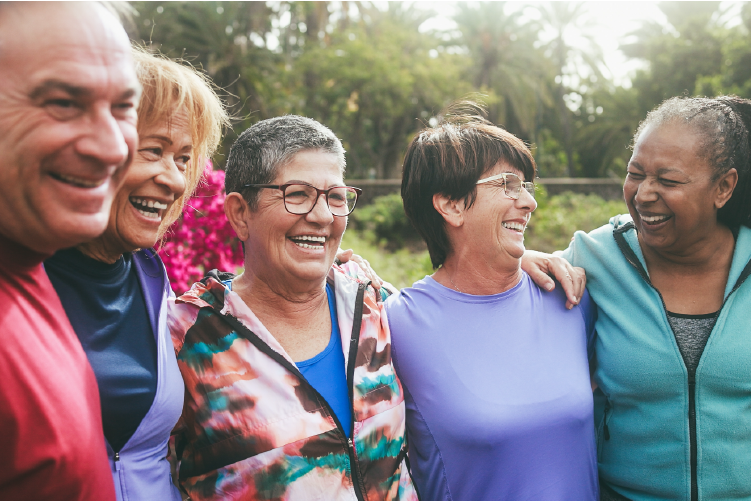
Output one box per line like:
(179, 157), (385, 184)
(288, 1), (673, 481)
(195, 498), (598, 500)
(0, 234), (115, 500)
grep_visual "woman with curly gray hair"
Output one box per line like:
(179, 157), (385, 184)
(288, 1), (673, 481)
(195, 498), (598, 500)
(525, 95), (751, 501)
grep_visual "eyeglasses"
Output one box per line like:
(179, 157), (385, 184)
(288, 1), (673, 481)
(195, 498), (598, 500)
(476, 172), (535, 199)
(243, 183), (362, 216)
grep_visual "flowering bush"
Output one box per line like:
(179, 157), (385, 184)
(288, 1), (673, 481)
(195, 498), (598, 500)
(158, 161), (244, 294)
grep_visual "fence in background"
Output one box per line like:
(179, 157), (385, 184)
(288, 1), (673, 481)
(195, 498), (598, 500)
(348, 177), (624, 205)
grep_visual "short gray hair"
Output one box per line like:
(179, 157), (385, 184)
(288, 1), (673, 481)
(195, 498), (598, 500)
(225, 115), (346, 209)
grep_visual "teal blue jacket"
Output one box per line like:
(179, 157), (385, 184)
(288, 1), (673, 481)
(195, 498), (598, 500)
(562, 215), (751, 501)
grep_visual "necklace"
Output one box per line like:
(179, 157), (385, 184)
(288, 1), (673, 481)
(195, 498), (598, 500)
(446, 268), (465, 294)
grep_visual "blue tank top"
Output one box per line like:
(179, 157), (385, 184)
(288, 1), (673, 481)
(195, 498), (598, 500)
(223, 280), (352, 436)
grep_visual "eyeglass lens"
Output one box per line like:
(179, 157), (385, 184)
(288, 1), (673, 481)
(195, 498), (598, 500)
(283, 184), (358, 215)
(502, 174), (535, 199)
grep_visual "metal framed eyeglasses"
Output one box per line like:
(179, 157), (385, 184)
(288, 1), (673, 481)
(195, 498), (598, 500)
(476, 172), (535, 199)
(243, 183), (362, 216)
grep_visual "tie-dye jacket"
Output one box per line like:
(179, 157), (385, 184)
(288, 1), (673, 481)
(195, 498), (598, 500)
(168, 263), (419, 501)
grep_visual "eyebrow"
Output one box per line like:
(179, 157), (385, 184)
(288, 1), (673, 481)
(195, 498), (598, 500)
(141, 134), (193, 151)
(142, 134), (173, 146)
(30, 79), (140, 101)
(627, 161), (644, 171)
(284, 180), (345, 188)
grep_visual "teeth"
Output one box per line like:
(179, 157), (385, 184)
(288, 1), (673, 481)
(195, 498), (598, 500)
(293, 235), (326, 243)
(293, 241), (323, 250)
(131, 197), (169, 210)
(137, 209), (162, 220)
(502, 222), (525, 233)
(641, 214), (670, 223)
(54, 173), (104, 188)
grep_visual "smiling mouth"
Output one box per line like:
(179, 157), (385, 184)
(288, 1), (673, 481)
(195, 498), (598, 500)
(502, 222), (526, 233)
(50, 172), (106, 188)
(640, 214), (672, 225)
(130, 197), (169, 220)
(289, 235), (326, 249)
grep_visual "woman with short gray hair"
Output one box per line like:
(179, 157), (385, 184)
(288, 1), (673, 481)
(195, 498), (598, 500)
(169, 115), (418, 500)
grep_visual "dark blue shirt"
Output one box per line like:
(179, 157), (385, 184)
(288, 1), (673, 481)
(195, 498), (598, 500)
(45, 248), (158, 452)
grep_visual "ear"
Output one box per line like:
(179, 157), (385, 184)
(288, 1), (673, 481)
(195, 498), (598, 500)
(224, 192), (252, 241)
(433, 193), (465, 228)
(714, 168), (738, 210)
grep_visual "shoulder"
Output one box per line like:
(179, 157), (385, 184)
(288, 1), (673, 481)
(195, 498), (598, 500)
(384, 277), (433, 315)
(560, 214), (633, 267)
(132, 248), (168, 279)
(329, 262), (383, 306)
(168, 276), (228, 353)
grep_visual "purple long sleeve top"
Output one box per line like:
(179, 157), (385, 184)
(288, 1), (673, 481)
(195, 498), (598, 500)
(385, 273), (599, 501)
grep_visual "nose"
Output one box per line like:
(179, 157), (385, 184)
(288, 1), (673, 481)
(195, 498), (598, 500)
(305, 193), (335, 225)
(634, 177), (658, 205)
(75, 105), (131, 168)
(516, 186), (537, 212)
(156, 157), (188, 199)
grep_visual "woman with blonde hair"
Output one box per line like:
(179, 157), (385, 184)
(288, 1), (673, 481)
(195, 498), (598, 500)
(45, 46), (229, 500)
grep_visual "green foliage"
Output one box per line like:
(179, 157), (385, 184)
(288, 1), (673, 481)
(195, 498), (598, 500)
(340, 229), (433, 290)
(525, 189), (628, 253)
(343, 189), (626, 289)
(349, 192), (422, 251)
(127, 0), (751, 182)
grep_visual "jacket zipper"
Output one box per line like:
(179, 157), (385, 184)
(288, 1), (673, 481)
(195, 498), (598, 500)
(215, 282), (369, 501)
(346, 283), (367, 499)
(603, 399), (611, 441)
(614, 224), (751, 501)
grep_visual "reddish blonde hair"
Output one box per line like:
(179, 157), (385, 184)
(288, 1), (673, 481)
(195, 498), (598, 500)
(131, 46), (230, 236)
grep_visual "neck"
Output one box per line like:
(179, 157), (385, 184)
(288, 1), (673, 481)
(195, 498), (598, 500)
(640, 224), (735, 273)
(231, 268), (329, 325)
(77, 238), (127, 264)
(434, 250), (523, 295)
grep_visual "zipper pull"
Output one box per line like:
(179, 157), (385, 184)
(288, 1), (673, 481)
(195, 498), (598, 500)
(603, 400), (611, 441)
(114, 451), (122, 471)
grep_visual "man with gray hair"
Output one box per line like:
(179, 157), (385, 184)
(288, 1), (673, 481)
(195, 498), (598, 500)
(0, 2), (139, 499)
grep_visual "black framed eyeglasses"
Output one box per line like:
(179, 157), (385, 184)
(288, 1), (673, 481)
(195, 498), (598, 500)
(476, 172), (535, 199)
(243, 183), (362, 216)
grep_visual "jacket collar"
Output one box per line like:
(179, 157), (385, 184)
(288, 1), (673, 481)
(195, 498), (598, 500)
(132, 248), (167, 343)
(611, 215), (751, 299)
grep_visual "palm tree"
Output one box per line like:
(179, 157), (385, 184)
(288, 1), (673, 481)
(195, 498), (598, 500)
(536, 2), (607, 176)
(453, 2), (553, 142)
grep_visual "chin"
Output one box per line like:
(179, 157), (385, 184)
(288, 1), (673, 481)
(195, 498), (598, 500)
(58, 216), (111, 247)
(290, 262), (333, 283)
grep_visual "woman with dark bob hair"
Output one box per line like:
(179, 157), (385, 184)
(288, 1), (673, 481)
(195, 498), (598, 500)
(385, 106), (599, 500)
(524, 95), (751, 500)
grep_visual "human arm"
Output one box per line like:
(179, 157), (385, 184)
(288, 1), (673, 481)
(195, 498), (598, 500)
(336, 248), (385, 291)
(521, 250), (586, 310)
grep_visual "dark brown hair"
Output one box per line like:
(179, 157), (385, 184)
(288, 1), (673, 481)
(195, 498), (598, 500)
(401, 103), (537, 268)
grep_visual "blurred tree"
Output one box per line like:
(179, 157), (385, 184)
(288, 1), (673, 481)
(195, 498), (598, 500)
(574, 86), (640, 178)
(289, 3), (468, 179)
(622, 2), (724, 115)
(694, 3), (751, 98)
(452, 2), (553, 142)
(536, 2), (606, 177)
(130, 1), (282, 161)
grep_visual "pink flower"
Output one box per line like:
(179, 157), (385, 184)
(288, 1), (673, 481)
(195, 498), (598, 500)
(157, 161), (244, 294)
